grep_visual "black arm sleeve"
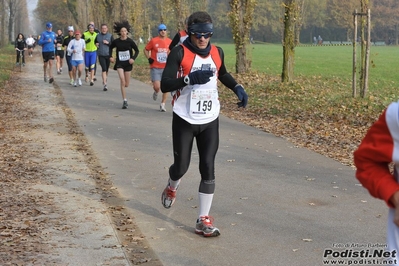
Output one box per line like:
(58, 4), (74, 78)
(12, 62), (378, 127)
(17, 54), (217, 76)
(131, 39), (139, 60)
(109, 40), (115, 57)
(62, 36), (68, 47)
(168, 33), (181, 50)
(216, 46), (238, 90)
(161, 46), (186, 93)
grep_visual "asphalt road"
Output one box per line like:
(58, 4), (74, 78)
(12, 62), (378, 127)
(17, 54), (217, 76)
(54, 60), (388, 266)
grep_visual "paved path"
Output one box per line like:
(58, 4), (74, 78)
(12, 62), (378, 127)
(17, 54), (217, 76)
(46, 57), (388, 265)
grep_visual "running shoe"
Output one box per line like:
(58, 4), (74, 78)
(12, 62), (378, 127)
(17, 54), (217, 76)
(160, 103), (166, 112)
(195, 216), (220, 237)
(122, 100), (128, 109)
(70, 79), (74, 85)
(22, 63), (25, 67)
(78, 79), (82, 86)
(74, 81), (77, 87)
(16, 62), (19, 66)
(103, 85), (108, 91)
(90, 80), (94, 86)
(44, 76), (47, 82)
(161, 185), (177, 208)
(152, 91), (158, 101)
(59, 67), (62, 73)
(93, 77), (97, 81)
(57, 69), (61, 74)
(49, 77), (54, 83)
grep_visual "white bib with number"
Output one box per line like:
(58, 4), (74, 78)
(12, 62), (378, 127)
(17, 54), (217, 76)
(156, 52), (167, 63)
(118, 50), (130, 61)
(189, 88), (218, 119)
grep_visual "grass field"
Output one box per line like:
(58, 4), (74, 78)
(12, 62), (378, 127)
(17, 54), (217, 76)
(135, 43), (399, 92)
(134, 43), (399, 107)
(215, 43), (399, 91)
(132, 42), (399, 165)
(0, 46), (17, 84)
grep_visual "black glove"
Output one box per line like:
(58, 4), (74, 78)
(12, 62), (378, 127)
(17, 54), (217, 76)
(85, 38), (91, 43)
(188, 70), (213, 85)
(148, 58), (154, 64)
(232, 84), (248, 108)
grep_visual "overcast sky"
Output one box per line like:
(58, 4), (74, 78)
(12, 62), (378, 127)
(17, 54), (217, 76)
(27, 0), (38, 33)
(27, 0), (38, 17)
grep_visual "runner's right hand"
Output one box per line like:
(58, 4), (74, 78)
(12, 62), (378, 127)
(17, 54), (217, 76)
(188, 70), (213, 85)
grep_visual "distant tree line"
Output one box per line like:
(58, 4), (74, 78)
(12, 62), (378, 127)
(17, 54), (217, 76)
(0, 0), (397, 46)
(0, 0), (29, 46)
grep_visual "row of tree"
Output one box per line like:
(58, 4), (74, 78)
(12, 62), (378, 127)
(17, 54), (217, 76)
(0, 0), (29, 46)
(0, 0), (395, 45)
(0, 0), (385, 91)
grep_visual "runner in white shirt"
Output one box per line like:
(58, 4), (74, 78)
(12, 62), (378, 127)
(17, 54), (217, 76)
(25, 35), (35, 57)
(67, 30), (86, 87)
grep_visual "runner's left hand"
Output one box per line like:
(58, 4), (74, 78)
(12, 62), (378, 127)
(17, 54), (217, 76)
(233, 84), (248, 108)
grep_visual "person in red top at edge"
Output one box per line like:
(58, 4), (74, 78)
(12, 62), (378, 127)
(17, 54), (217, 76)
(144, 23), (171, 112)
(160, 11), (248, 237)
(354, 101), (399, 263)
(168, 17), (188, 50)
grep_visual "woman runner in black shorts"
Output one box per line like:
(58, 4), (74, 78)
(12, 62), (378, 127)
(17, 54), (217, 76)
(109, 21), (139, 109)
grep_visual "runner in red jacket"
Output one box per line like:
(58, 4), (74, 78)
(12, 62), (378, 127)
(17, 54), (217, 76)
(354, 101), (399, 258)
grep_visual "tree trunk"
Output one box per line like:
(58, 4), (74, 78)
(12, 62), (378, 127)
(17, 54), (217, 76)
(359, 0), (369, 98)
(0, 0), (6, 46)
(352, 10), (357, 97)
(66, 0), (80, 25)
(295, 0), (305, 45)
(362, 9), (371, 98)
(229, 0), (256, 74)
(282, 0), (296, 82)
(8, 0), (16, 42)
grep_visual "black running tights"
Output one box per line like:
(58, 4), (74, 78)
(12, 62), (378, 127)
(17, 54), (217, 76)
(169, 113), (219, 194)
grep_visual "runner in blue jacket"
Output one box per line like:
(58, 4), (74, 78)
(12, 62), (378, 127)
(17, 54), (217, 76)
(38, 22), (56, 83)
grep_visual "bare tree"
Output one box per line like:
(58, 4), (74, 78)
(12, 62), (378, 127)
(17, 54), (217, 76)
(229, 0), (256, 73)
(0, 0), (8, 46)
(359, 0), (370, 98)
(171, 0), (190, 30)
(8, 0), (20, 42)
(66, 0), (79, 25)
(281, 0), (298, 82)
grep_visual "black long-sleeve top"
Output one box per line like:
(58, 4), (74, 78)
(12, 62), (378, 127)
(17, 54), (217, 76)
(168, 32), (181, 50)
(15, 38), (26, 50)
(109, 37), (139, 66)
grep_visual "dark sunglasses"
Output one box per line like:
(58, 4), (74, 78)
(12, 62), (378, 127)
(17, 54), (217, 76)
(191, 32), (213, 39)
(159, 29), (167, 32)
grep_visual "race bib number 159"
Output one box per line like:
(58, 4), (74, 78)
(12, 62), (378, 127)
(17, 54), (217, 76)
(190, 89), (218, 119)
